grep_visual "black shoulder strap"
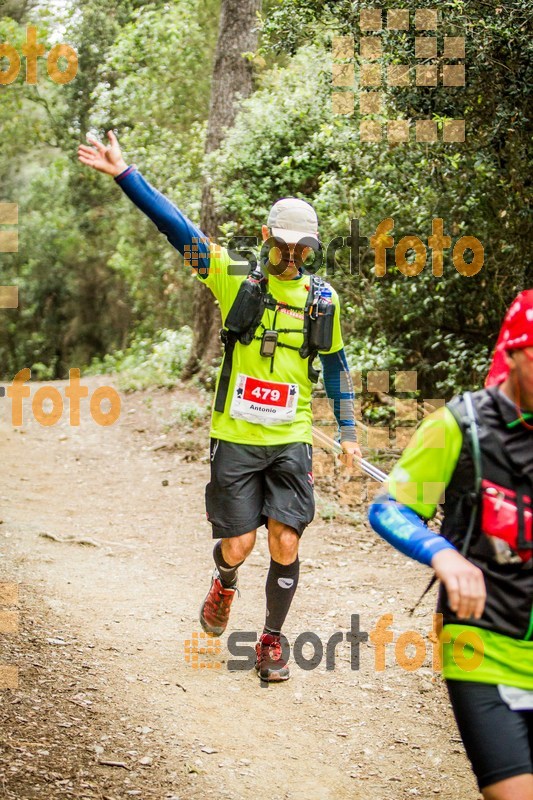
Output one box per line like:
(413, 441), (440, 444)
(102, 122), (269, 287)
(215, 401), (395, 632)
(479, 386), (531, 477)
(215, 273), (323, 413)
(214, 330), (237, 413)
(409, 391), (482, 615)
(458, 392), (483, 556)
(480, 386), (532, 551)
(214, 259), (259, 414)
(298, 276), (316, 360)
(298, 276), (321, 383)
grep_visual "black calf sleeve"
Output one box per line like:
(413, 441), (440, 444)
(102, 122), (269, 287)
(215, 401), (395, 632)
(264, 557), (300, 635)
(213, 540), (243, 588)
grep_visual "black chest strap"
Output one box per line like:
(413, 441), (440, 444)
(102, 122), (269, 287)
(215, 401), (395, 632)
(300, 277), (321, 384)
(214, 277), (320, 414)
(454, 391), (483, 557)
(409, 391), (482, 614)
(214, 330), (237, 413)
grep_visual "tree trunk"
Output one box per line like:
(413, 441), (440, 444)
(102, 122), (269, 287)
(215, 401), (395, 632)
(3, 0), (38, 22)
(181, 0), (262, 383)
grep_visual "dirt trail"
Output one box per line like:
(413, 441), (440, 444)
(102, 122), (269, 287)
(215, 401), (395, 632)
(0, 377), (480, 799)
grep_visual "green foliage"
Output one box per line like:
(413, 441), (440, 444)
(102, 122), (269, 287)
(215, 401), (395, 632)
(87, 326), (193, 390)
(0, 0), (530, 398)
(207, 3), (531, 398)
(168, 403), (209, 429)
(209, 46), (335, 221)
(344, 334), (406, 375)
(175, 402), (209, 425)
(31, 361), (56, 380)
(0, 0), (218, 378)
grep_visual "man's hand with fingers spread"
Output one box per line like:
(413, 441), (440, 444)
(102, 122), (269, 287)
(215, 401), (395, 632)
(431, 549), (486, 620)
(77, 130), (128, 177)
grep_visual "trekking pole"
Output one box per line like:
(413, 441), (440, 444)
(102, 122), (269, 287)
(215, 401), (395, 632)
(313, 424), (438, 612)
(311, 426), (388, 483)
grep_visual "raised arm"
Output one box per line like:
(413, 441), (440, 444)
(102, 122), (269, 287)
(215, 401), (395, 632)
(77, 131), (210, 276)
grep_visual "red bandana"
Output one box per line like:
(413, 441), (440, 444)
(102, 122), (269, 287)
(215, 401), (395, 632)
(485, 290), (533, 387)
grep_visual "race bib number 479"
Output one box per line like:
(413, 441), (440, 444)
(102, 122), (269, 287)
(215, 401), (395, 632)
(229, 374), (299, 425)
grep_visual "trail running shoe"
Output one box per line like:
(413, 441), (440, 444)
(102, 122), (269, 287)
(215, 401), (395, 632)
(199, 569), (238, 637)
(255, 632), (290, 682)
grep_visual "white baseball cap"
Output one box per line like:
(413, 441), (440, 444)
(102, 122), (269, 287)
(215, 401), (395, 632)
(267, 197), (319, 245)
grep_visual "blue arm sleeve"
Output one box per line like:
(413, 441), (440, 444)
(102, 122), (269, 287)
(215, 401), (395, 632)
(368, 494), (456, 566)
(114, 166), (211, 277)
(319, 348), (357, 443)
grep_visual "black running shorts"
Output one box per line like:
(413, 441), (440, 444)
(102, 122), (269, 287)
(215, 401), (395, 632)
(205, 438), (315, 538)
(446, 679), (533, 790)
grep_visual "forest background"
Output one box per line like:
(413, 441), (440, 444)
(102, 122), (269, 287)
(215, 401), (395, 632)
(0, 0), (531, 401)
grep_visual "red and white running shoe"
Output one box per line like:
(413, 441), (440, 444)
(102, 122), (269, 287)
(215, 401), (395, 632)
(199, 569), (238, 637)
(255, 632), (290, 682)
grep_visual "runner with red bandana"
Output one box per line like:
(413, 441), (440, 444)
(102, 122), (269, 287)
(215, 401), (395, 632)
(369, 291), (533, 800)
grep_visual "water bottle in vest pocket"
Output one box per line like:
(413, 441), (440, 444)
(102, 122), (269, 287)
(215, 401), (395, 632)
(307, 283), (335, 352)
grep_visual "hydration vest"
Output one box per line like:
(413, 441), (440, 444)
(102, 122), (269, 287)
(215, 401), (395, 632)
(438, 386), (533, 639)
(214, 263), (335, 414)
